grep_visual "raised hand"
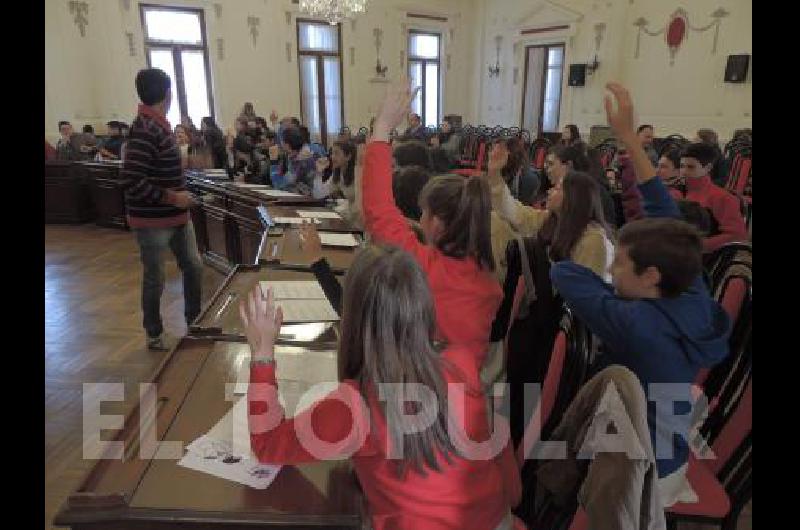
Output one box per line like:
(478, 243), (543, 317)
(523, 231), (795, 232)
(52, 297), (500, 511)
(373, 80), (421, 142)
(298, 221), (323, 265)
(239, 284), (283, 360)
(604, 82), (636, 139)
(316, 156), (331, 174)
(269, 110), (279, 124)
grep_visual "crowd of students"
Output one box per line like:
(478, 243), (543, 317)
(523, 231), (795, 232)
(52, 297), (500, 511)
(100, 64), (750, 528)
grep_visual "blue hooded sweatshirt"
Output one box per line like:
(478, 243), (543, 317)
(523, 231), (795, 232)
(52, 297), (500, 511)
(550, 176), (731, 477)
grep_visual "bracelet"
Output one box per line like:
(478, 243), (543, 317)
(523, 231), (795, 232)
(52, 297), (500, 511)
(250, 357), (275, 366)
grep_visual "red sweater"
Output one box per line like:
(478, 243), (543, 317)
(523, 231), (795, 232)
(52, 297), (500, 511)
(362, 142), (503, 365)
(248, 345), (521, 530)
(674, 175), (748, 253)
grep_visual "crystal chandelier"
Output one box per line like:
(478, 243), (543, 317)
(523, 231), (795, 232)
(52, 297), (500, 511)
(299, 0), (369, 26)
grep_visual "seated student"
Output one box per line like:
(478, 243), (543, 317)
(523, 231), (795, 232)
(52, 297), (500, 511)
(671, 142), (748, 253)
(560, 124), (587, 154)
(312, 140), (357, 201)
(300, 125), (327, 157)
(363, 83), (502, 369)
(429, 146), (453, 174)
(550, 82), (730, 507)
(232, 117), (256, 172)
(100, 121), (125, 159)
(55, 121), (80, 161)
(492, 138), (540, 205)
(403, 112), (426, 141)
(694, 128), (728, 187)
(393, 140), (431, 170)
(430, 119), (461, 160)
(200, 117), (228, 170)
(488, 144), (614, 281)
(269, 126), (318, 194)
(658, 146), (683, 190)
(243, 245), (521, 530)
(392, 165), (431, 221)
(637, 124), (659, 166)
(174, 124), (191, 169)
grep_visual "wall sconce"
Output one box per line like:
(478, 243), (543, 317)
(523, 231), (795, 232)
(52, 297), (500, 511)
(488, 35), (502, 78)
(586, 54), (600, 75)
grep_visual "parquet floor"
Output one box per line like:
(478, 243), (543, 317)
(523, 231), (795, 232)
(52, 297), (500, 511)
(45, 224), (225, 530)
(44, 224), (750, 530)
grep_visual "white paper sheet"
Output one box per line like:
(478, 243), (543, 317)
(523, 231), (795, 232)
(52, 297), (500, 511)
(319, 232), (360, 247)
(272, 217), (321, 225)
(260, 280), (327, 300)
(178, 436), (281, 490)
(274, 299), (339, 322)
(231, 182), (269, 188)
(296, 210), (342, 220)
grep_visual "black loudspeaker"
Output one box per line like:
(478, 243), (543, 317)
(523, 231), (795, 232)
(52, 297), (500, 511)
(724, 54), (750, 83)
(568, 64), (586, 87)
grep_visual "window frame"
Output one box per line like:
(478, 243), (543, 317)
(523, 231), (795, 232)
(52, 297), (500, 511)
(407, 30), (442, 127)
(296, 18), (345, 147)
(520, 43), (565, 134)
(139, 4), (215, 122)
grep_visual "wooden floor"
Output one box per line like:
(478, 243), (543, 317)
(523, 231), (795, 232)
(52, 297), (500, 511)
(45, 224), (225, 530)
(44, 223), (751, 530)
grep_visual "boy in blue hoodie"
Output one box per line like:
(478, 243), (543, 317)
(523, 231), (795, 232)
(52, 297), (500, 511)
(550, 83), (731, 506)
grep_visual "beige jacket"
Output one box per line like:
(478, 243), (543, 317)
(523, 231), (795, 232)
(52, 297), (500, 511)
(490, 179), (612, 280)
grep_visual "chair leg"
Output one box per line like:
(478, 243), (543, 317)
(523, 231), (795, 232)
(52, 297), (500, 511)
(666, 519), (679, 530)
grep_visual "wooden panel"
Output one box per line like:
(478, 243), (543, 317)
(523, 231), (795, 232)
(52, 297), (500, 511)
(237, 218), (264, 266)
(45, 161), (95, 223)
(259, 227), (356, 272)
(202, 204), (232, 273)
(86, 164), (128, 230)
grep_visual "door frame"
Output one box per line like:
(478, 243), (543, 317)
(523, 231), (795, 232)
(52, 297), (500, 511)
(520, 43), (565, 135)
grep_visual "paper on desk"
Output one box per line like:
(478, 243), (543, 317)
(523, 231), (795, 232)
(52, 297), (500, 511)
(179, 435), (281, 490)
(272, 217), (321, 225)
(273, 299), (339, 322)
(296, 210), (342, 220)
(252, 189), (303, 198)
(260, 280), (327, 300)
(231, 182), (269, 188)
(319, 232), (360, 247)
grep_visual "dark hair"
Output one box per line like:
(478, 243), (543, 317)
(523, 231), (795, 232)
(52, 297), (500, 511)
(418, 175), (495, 270)
(661, 147), (681, 170)
(696, 128), (719, 147)
(637, 124), (654, 134)
(677, 200), (713, 236)
(618, 218), (703, 297)
(429, 147), (453, 173)
(135, 68), (171, 106)
(298, 125), (311, 145)
(331, 141), (357, 187)
(540, 170), (610, 262)
(394, 141), (431, 169)
(283, 127), (305, 152)
(393, 166), (431, 220)
(290, 117), (301, 127)
(338, 245), (457, 475)
(500, 138), (530, 183)
(82, 124), (94, 134)
(550, 144), (590, 172)
(201, 116), (220, 131)
(58, 121), (71, 130)
(681, 142), (718, 167)
(255, 117), (268, 129)
(563, 124), (581, 144)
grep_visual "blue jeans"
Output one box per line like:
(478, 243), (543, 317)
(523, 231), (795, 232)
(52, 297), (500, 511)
(134, 221), (203, 338)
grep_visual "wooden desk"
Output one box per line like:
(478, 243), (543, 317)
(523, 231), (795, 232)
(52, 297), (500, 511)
(83, 162), (128, 230)
(54, 265), (363, 529)
(258, 227), (357, 272)
(45, 161), (95, 223)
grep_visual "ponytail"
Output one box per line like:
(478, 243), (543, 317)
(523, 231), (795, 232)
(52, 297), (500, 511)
(419, 175), (495, 271)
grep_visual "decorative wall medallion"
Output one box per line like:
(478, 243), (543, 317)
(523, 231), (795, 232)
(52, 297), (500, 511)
(286, 42), (293, 62)
(373, 28), (388, 77)
(217, 38), (224, 60)
(513, 67), (519, 85)
(69, 1), (89, 37)
(285, 11), (292, 25)
(247, 16), (260, 47)
(213, 3), (222, 19)
(594, 22), (606, 51)
(634, 8), (729, 65)
(400, 50), (405, 69)
(350, 46), (356, 66)
(125, 31), (136, 56)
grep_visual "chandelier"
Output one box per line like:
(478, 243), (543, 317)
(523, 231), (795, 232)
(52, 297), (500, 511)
(299, 0), (369, 25)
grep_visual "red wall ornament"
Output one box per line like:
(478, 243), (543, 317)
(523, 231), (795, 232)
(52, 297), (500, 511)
(633, 7), (730, 66)
(666, 9), (688, 64)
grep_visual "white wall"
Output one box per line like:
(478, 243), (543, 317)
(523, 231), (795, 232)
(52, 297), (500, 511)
(45, 0), (479, 142)
(474, 0), (752, 141)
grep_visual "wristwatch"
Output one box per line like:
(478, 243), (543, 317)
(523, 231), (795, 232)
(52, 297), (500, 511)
(250, 357), (275, 366)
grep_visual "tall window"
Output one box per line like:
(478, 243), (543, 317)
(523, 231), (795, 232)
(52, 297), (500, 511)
(521, 44), (564, 135)
(408, 31), (441, 127)
(297, 20), (344, 146)
(140, 5), (214, 128)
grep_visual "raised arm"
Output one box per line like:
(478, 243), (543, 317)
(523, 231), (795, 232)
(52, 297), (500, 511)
(604, 83), (657, 187)
(362, 82), (434, 264)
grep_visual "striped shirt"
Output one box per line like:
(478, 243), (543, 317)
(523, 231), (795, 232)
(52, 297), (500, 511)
(121, 104), (188, 228)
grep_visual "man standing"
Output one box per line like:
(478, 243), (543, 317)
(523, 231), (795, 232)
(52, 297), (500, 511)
(120, 68), (203, 351)
(636, 124), (658, 166)
(55, 121), (79, 160)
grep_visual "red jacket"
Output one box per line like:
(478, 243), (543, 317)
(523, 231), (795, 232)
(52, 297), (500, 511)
(362, 142), (503, 365)
(677, 175), (748, 252)
(248, 345), (521, 530)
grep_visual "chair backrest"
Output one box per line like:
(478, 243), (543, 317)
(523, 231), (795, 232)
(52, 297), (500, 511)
(515, 309), (592, 467)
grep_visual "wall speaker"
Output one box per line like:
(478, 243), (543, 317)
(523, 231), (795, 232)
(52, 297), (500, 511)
(568, 64), (586, 87)
(724, 54), (750, 83)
